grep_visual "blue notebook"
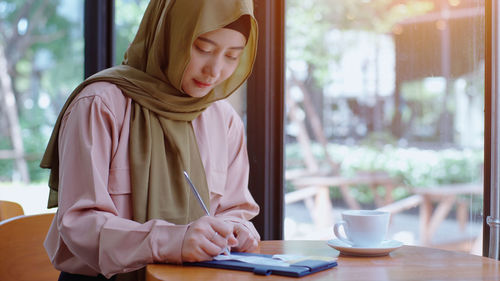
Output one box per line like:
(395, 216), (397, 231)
(185, 252), (337, 277)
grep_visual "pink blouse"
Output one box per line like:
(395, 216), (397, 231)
(44, 82), (260, 278)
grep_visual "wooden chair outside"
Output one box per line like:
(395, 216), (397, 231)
(412, 183), (483, 246)
(0, 213), (59, 281)
(0, 200), (24, 221)
(375, 182), (483, 252)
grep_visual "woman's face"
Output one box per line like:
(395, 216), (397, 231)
(181, 28), (247, 98)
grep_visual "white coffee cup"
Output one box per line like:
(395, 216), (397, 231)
(333, 210), (390, 247)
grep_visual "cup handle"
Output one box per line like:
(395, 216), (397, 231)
(333, 220), (353, 245)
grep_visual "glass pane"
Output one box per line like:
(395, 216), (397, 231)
(0, 0), (84, 213)
(284, 0), (484, 255)
(114, 0), (148, 65)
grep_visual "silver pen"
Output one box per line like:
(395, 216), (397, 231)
(183, 171), (231, 255)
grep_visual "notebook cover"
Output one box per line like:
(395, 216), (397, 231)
(185, 252), (337, 277)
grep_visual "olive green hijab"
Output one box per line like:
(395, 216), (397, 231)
(40, 0), (257, 226)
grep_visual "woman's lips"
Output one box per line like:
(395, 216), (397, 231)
(194, 79), (212, 88)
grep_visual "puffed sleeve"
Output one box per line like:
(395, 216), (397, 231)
(52, 88), (188, 278)
(210, 103), (260, 240)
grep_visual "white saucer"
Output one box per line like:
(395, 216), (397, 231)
(327, 239), (403, 257)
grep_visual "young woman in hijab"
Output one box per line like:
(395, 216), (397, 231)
(40, 0), (260, 280)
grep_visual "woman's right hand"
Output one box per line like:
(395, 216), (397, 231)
(181, 216), (237, 262)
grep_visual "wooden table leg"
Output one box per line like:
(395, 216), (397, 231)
(371, 184), (384, 208)
(312, 186), (333, 227)
(419, 196), (433, 245)
(339, 184), (361, 210)
(384, 183), (395, 205)
(456, 199), (468, 232)
(419, 195), (457, 246)
(371, 183), (395, 208)
(427, 196), (456, 242)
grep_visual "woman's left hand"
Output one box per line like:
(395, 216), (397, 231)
(230, 222), (259, 252)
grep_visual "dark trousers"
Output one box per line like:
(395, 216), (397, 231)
(58, 272), (115, 281)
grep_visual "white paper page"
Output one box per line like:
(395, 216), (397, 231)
(213, 254), (291, 267)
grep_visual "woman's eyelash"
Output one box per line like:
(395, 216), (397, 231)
(195, 45), (211, 53)
(194, 44), (239, 60)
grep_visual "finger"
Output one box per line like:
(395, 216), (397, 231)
(193, 248), (214, 261)
(234, 226), (258, 252)
(182, 244), (214, 262)
(207, 231), (231, 252)
(236, 236), (253, 252)
(182, 235), (215, 262)
(227, 233), (238, 247)
(209, 231), (225, 246)
(211, 232), (235, 254)
(202, 233), (229, 256)
(194, 219), (233, 255)
(237, 222), (261, 242)
(241, 236), (258, 252)
(208, 219), (234, 238)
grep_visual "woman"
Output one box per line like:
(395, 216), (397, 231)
(40, 0), (260, 280)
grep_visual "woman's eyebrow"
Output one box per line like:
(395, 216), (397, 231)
(196, 36), (245, 50)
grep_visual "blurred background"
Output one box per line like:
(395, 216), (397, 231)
(0, 0), (485, 255)
(283, 0), (484, 254)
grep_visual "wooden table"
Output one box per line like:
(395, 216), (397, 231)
(291, 174), (398, 210)
(146, 240), (500, 280)
(286, 173), (397, 227)
(413, 183), (483, 245)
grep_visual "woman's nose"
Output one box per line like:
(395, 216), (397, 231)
(203, 56), (223, 79)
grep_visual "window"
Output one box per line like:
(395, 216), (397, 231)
(0, 0), (84, 212)
(283, 0), (485, 254)
(114, 0), (148, 66)
(1, 0), (495, 257)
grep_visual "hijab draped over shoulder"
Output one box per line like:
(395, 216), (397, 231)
(40, 0), (257, 225)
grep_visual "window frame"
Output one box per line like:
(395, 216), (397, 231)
(84, 0), (114, 78)
(246, 0), (285, 240)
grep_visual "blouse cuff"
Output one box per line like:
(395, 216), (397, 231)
(152, 223), (189, 264)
